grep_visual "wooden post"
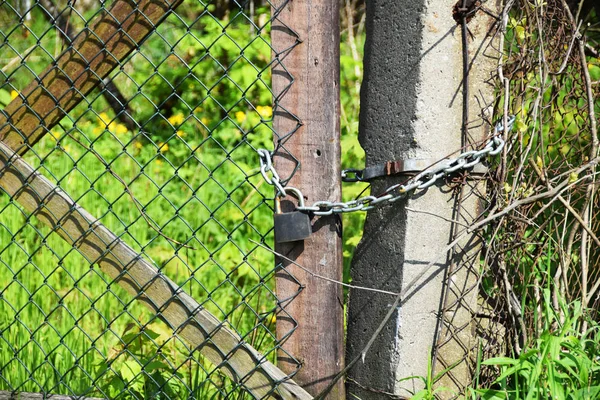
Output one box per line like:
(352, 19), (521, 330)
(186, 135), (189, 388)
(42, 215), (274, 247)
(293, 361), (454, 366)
(271, 0), (344, 397)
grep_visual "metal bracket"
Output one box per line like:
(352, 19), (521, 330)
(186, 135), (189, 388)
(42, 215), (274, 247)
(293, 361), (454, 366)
(343, 158), (488, 182)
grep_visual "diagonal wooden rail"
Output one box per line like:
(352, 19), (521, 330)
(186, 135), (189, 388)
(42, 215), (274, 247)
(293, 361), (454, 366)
(0, 0), (177, 153)
(0, 390), (104, 399)
(0, 0), (311, 398)
(38, 0), (136, 131)
(0, 142), (311, 400)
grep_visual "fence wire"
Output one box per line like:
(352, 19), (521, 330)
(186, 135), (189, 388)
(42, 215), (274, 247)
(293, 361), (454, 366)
(434, 0), (600, 396)
(0, 0), (305, 398)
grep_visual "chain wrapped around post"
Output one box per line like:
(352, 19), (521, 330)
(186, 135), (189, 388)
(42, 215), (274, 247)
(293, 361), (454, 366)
(257, 115), (515, 216)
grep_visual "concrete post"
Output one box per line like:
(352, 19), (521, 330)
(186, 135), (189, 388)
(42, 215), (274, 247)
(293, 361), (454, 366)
(346, 0), (499, 398)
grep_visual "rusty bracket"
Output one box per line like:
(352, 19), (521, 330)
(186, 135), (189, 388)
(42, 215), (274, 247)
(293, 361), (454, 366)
(342, 158), (488, 182)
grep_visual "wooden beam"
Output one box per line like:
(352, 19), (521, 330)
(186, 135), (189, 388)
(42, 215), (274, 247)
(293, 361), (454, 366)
(38, 0), (136, 131)
(0, 0), (181, 154)
(0, 391), (104, 399)
(271, 0), (344, 397)
(0, 143), (312, 400)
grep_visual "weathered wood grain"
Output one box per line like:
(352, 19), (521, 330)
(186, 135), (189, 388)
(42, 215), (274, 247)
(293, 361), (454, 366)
(0, 391), (103, 400)
(0, 142), (312, 400)
(271, 0), (344, 397)
(0, 0), (180, 154)
(38, 0), (136, 131)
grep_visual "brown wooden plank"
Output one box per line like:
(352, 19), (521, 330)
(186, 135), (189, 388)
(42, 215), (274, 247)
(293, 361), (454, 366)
(38, 0), (136, 131)
(271, 0), (345, 398)
(0, 0), (182, 154)
(0, 143), (312, 400)
(0, 391), (104, 400)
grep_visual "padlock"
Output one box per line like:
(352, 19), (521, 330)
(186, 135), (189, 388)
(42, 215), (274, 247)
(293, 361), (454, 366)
(274, 187), (312, 243)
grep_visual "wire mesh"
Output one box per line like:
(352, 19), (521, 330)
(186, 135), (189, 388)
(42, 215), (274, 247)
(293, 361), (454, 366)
(0, 0), (304, 398)
(433, 0), (600, 396)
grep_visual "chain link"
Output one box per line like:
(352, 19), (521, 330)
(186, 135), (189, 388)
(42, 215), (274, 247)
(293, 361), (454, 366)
(257, 116), (515, 215)
(340, 169), (363, 182)
(257, 149), (287, 198)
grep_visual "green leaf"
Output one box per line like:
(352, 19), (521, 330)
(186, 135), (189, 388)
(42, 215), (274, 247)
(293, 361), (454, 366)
(143, 360), (171, 372)
(144, 328), (161, 340)
(570, 386), (600, 399)
(105, 375), (125, 396)
(482, 357), (519, 366)
(410, 390), (429, 400)
(589, 64), (600, 82)
(0, 89), (11, 107)
(122, 360), (142, 383)
(475, 389), (509, 400)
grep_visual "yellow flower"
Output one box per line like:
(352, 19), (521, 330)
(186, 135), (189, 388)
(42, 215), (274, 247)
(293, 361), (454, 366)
(109, 122), (128, 135)
(134, 142), (143, 150)
(98, 112), (110, 125)
(158, 142), (169, 153)
(234, 111), (246, 123)
(201, 117), (209, 126)
(10, 90), (18, 100)
(270, 314), (276, 324)
(176, 130), (185, 138)
(168, 113), (185, 126)
(154, 159), (163, 173)
(50, 130), (61, 140)
(569, 172), (579, 184)
(256, 105), (272, 119)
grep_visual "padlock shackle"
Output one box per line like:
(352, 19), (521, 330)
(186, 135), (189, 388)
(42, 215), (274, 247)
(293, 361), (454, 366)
(278, 186), (306, 208)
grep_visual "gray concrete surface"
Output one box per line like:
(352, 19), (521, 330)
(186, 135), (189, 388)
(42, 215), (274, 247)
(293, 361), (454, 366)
(346, 0), (499, 398)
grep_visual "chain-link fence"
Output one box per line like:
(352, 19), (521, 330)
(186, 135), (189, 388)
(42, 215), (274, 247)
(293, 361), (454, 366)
(0, 0), (311, 398)
(7, 0), (598, 397)
(433, 0), (600, 396)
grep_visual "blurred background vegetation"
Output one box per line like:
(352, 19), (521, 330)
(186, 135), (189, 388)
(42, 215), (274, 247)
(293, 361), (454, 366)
(0, 0), (367, 397)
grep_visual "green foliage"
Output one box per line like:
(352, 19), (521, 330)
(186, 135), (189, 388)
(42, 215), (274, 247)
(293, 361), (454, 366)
(399, 357), (456, 400)
(0, 2), (367, 398)
(0, 4), (274, 398)
(473, 3), (600, 398)
(476, 300), (600, 400)
(340, 17), (368, 286)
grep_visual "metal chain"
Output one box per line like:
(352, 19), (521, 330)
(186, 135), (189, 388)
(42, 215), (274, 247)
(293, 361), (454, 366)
(257, 148), (287, 198)
(257, 116), (515, 215)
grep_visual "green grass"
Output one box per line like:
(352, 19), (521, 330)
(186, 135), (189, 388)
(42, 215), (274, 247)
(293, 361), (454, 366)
(468, 5), (600, 399)
(0, 2), (368, 398)
(0, 3), (284, 398)
(474, 297), (600, 400)
(0, 107), (279, 398)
